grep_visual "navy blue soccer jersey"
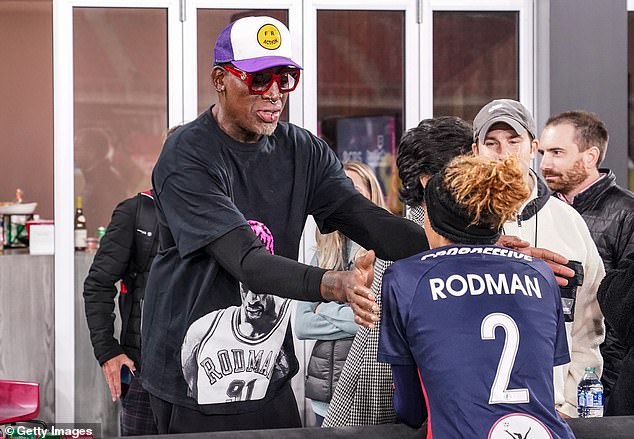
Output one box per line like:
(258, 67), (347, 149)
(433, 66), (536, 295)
(378, 245), (575, 439)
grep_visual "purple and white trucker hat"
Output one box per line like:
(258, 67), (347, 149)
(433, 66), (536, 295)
(214, 16), (302, 72)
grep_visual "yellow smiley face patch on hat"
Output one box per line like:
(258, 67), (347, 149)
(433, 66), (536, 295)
(257, 24), (281, 50)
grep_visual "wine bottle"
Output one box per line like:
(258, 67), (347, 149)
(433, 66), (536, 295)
(74, 196), (87, 251)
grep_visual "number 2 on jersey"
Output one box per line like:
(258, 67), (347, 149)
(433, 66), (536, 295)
(481, 313), (530, 404)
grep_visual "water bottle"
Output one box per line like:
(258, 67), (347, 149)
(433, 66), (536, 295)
(577, 367), (603, 418)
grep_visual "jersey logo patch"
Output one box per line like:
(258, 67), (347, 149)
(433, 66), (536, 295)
(488, 413), (553, 439)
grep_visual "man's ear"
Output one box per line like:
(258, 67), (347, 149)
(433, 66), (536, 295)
(471, 142), (479, 155)
(585, 146), (600, 168)
(418, 174), (430, 189)
(211, 66), (226, 93)
(530, 138), (539, 158)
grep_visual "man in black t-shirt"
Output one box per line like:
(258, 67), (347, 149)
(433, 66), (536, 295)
(142, 15), (431, 433)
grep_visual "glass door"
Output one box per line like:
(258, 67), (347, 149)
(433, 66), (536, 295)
(299, 0), (417, 425)
(305, 0), (419, 217)
(420, 0), (534, 120)
(53, 0), (182, 427)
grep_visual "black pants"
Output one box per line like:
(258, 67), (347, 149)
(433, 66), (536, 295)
(148, 382), (301, 433)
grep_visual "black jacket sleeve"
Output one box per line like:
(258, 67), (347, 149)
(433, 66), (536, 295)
(206, 225), (327, 302)
(319, 193), (429, 261)
(83, 196), (137, 365)
(598, 252), (634, 346)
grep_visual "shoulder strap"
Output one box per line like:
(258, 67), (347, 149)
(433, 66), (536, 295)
(134, 190), (158, 273)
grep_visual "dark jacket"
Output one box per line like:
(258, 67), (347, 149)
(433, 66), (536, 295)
(571, 170), (634, 270)
(83, 192), (158, 367)
(597, 251), (634, 415)
(305, 337), (354, 403)
(569, 169), (634, 397)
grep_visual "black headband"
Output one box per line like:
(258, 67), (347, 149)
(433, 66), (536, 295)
(424, 173), (501, 245)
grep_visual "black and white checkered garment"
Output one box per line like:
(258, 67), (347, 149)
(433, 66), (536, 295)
(323, 207), (425, 427)
(121, 375), (158, 436)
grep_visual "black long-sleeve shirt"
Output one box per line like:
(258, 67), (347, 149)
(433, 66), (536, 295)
(207, 193), (429, 301)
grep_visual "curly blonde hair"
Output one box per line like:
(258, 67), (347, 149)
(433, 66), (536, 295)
(442, 155), (529, 230)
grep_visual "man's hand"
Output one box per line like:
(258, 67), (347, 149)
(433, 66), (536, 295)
(498, 235), (574, 287)
(497, 235), (530, 250)
(320, 250), (378, 328)
(519, 247), (575, 287)
(101, 353), (135, 401)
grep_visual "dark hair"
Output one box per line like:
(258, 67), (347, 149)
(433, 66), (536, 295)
(545, 111), (609, 165)
(396, 116), (472, 208)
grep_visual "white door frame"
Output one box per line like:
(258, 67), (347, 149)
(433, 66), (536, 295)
(53, 0), (182, 422)
(420, 0), (535, 118)
(302, 0), (419, 266)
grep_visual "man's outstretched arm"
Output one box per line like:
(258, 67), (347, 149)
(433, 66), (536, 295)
(207, 225), (378, 327)
(320, 193), (429, 261)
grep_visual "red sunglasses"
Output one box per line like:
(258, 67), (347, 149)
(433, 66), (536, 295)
(223, 64), (301, 95)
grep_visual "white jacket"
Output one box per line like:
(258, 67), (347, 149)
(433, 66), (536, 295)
(502, 171), (606, 417)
